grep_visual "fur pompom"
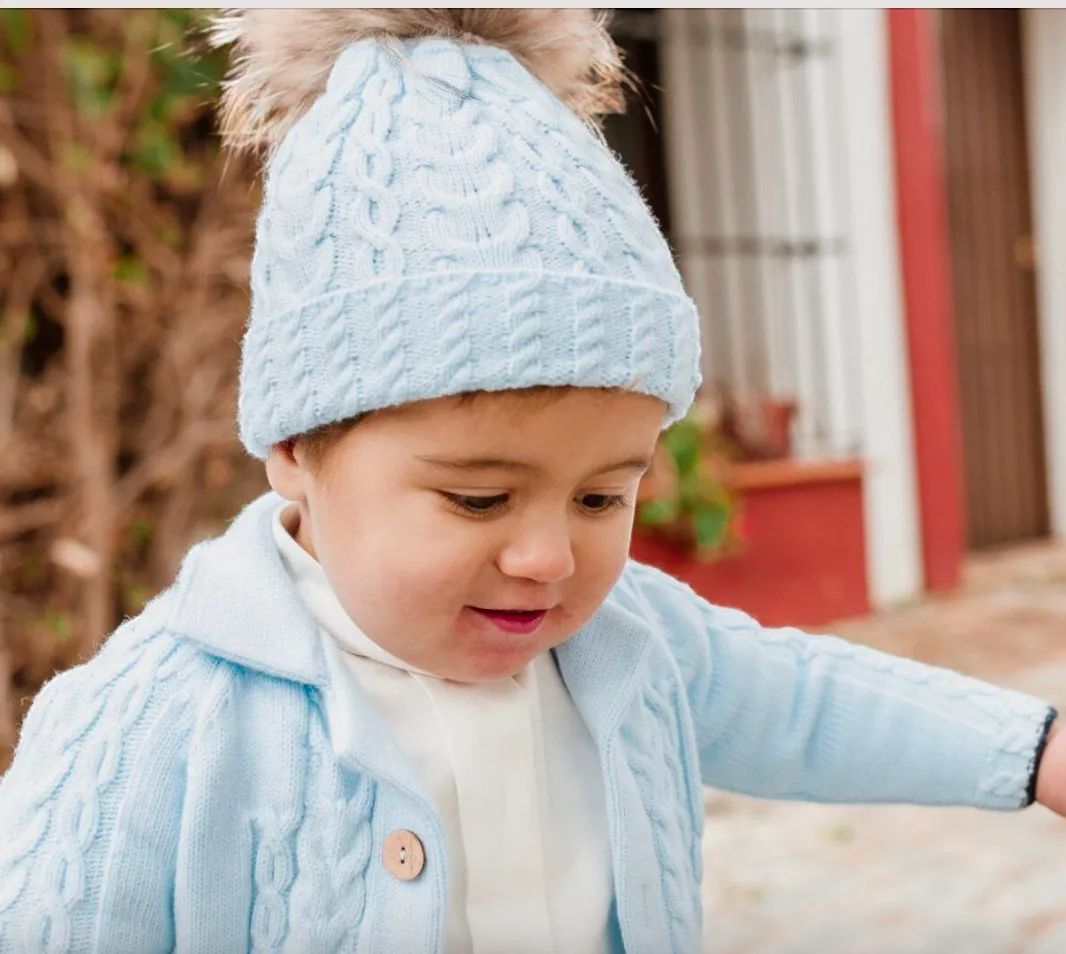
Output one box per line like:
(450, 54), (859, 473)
(209, 9), (628, 155)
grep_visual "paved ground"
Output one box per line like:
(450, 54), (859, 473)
(700, 542), (1066, 953)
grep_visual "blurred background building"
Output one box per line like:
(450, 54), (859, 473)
(606, 9), (1066, 627)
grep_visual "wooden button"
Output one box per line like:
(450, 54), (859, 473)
(382, 829), (425, 881)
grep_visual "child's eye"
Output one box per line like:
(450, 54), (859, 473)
(443, 493), (510, 516)
(441, 492), (631, 518)
(578, 493), (631, 514)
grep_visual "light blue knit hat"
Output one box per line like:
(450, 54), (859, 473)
(214, 10), (701, 459)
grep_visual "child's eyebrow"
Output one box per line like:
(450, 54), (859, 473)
(415, 455), (652, 479)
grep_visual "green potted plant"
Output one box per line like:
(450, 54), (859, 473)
(635, 397), (743, 561)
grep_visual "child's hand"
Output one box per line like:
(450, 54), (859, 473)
(1036, 721), (1066, 815)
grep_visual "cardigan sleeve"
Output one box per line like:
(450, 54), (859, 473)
(625, 560), (1056, 809)
(0, 621), (211, 954)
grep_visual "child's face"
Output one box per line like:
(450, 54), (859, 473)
(267, 389), (666, 683)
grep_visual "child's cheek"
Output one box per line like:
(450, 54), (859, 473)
(375, 555), (460, 616)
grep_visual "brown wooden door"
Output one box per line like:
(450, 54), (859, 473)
(940, 9), (1049, 549)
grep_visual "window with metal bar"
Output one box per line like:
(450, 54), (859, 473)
(607, 9), (863, 460)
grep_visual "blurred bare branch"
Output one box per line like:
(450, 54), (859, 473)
(0, 9), (266, 766)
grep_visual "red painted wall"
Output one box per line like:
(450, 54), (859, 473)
(630, 474), (870, 629)
(887, 9), (966, 591)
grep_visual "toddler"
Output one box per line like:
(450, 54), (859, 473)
(2, 10), (1065, 954)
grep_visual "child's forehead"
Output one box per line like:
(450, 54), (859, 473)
(387, 387), (658, 432)
(306, 389), (654, 475)
(374, 389), (665, 468)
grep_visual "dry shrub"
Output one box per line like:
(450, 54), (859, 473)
(0, 9), (265, 769)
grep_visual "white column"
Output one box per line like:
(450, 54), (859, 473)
(802, 9), (856, 455)
(838, 10), (924, 606)
(1022, 11), (1066, 539)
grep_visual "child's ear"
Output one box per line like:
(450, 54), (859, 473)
(265, 439), (310, 502)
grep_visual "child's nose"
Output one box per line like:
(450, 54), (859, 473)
(497, 522), (576, 583)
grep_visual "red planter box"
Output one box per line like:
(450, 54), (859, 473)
(630, 459), (870, 629)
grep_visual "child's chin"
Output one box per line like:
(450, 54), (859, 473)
(451, 646), (539, 684)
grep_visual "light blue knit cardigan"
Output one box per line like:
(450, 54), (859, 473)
(0, 493), (1054, 953)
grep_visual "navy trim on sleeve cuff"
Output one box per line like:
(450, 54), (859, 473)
(1025, 706), (1059, 807)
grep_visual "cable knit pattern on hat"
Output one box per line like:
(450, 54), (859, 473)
(238, 36), (700, 457)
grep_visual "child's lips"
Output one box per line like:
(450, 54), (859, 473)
(469, 606), (549, 635)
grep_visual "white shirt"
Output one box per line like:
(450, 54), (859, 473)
(272, 505), (614, 954)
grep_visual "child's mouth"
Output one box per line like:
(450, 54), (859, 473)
(469, 607), (549, 635)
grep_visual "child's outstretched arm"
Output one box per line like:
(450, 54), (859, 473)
(624, 561), (1056, 811)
